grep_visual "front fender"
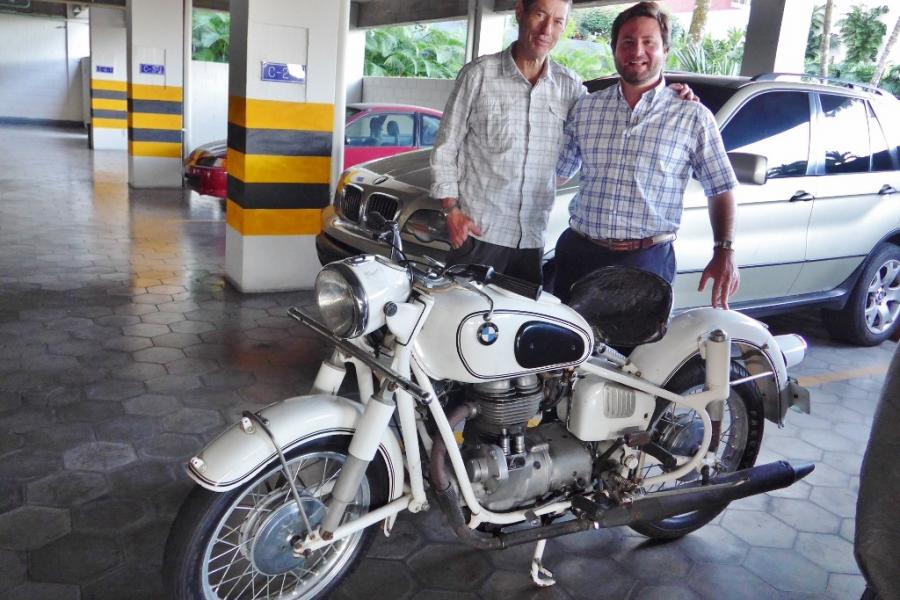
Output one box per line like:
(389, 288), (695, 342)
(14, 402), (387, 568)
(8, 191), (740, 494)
(185, 394), (405, 500)
(629, 308), (794, 423)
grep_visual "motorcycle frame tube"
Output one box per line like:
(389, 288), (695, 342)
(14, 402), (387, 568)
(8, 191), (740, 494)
(394, 347), (428, 511)
(411, 357), (573, 527)
(577, 359), (719, 487)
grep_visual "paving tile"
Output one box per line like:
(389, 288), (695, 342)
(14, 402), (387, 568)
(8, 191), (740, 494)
(676, 523), (749, 565)
(56, 400), (123, 423)
(0, 550), (26, 594)
(101, 336), (152, 352)
(687, 563), (781, 600)
(162, 407), (224, 434)
(0, 449), (62, 480)
(839, 519), (855, 543)
(406, 544), (493, 591)
(0, 481), (23, 514)
(138, 433), (202, 461)
(478, 570), (572, 600)
(121, 323), (170, 338)
(145, 373), (203, 393)
(63, 442), (137, 472)
(85, 379), (145, 402)
(795, 533), (859, 574)
(94, 414), (162, 443)
(826, 573), (867, 599)
(629, 584), (702, 600)
(546, 554), (635, 599)
(123, 393), (181, 416)
(744, 547), (828, 594)
(81, 561), (165, 600)
(26, 471), (109, 507)
(610, 535), (692, 578)
(72, 497), (150, 533)
(804, 462), (852, 488)
(337, 557), (415, 600)
(770, 497), (841, 534)
(131, 346), (184, 364)
(28, 532), (120, 584)
(0, 582), (81, 600)
(720, 510), (797, 548)
(0, 507), (70, 550)
(112, 361), (168, 382)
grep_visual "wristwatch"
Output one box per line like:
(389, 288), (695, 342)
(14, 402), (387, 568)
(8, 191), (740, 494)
(713, 239), (734, 250)
(441, 203), (460, 217)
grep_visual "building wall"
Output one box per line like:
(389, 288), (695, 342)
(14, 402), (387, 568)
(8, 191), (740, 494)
(0, 12), (89, 123)
(362, 76), (454, 111)
(187, 60), (229, 149)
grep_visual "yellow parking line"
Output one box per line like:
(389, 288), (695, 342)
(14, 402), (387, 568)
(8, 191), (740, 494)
(797, 364), (890, 388)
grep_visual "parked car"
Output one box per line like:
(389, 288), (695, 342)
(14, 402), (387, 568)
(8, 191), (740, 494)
(183, 103), (444, 198)
(317, 73), (900, 346)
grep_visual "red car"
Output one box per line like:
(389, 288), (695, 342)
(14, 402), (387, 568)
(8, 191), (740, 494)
(183, 103), (444, 198)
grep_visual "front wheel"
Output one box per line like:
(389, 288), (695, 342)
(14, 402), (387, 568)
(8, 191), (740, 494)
(629, 358), (765, 541)
(164, 436), (389, 600)
(823, 242), (900, 346)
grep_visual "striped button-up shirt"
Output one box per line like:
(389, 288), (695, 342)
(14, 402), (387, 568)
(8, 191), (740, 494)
(556, 78), (737, 240)
(430, 45), (584, 249)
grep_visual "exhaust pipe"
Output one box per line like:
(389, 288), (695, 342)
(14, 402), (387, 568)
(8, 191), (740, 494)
(575, 460), (815, 528)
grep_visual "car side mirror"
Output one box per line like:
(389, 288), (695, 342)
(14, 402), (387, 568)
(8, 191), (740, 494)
(728, 152), (767, 185)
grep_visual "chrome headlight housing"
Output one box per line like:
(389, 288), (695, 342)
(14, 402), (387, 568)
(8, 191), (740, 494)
(315, 255), (411, 339)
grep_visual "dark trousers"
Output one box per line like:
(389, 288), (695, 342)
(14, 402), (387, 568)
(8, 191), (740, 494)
(553, 228), (676, 303)
(445, 237), (544, 286)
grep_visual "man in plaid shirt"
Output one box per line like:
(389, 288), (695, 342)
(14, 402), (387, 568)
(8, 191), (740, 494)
(553, 1), (740, 309)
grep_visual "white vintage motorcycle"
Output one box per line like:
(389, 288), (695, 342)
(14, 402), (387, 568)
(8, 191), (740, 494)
(165, 220), (813, 599)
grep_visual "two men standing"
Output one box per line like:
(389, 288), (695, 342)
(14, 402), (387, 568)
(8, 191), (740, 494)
(431, 0), (739, 309)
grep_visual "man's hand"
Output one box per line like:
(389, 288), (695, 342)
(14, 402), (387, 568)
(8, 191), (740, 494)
(698, 248), (740, 309)
(669, 82), (698, 102)
(446, 208), (483, 249)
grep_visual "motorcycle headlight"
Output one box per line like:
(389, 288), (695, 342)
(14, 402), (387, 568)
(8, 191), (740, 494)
(315, 255), (411, 339)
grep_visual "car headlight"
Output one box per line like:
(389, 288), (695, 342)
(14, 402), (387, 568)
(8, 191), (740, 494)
(315, 255), (411, 339)
(401, 209), (449, 244)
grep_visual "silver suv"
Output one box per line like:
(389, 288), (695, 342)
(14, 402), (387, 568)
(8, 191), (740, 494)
(317, 73), (900, 346)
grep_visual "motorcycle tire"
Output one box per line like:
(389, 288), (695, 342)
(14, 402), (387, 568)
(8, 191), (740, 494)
(629, 358), (765, 541)
(163, 436), (389, 600)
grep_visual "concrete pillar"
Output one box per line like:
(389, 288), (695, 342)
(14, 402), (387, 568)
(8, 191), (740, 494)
(345, 28), (366, 104)
(740, 0), (814, 76)
(225, 0), (348, 292)
(466, 0), (506, 62)
(89, 7), (127, 150)
(125, 0), (184, 188)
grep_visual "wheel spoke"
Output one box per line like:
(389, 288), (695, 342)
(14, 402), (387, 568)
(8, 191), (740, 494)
(877, 302), (891, 329)
(882, 261), (900, 286)
(866, 303), (879, 327)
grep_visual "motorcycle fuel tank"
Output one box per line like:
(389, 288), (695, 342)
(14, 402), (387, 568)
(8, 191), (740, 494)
(413, 285), (593, 383)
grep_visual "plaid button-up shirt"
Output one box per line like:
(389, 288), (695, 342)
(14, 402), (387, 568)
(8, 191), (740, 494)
(430, 46), (584, 249)
(556, 78), (738, 240)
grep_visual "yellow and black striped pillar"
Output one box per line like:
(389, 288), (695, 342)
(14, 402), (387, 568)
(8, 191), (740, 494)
(225, 0), (345, 291)
(91, 79), (128, 145)
(88, 5), (127, 150)
(128, 83), (183, 162)
(125, 0), (184, 188)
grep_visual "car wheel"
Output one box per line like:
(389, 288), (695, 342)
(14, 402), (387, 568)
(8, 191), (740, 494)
(823, 242), (900, 346)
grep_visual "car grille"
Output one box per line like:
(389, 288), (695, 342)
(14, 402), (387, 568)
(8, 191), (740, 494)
(340, 185), (363, 222)
(365, 193), (399, 222)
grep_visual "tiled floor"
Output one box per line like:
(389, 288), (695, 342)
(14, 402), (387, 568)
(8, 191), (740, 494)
(0, 125), (892, 599)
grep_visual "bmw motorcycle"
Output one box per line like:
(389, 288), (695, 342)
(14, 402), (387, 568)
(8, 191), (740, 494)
(164, 220), (813, 599)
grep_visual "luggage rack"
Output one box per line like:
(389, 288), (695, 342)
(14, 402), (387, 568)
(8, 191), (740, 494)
(750, 72), (888, 96)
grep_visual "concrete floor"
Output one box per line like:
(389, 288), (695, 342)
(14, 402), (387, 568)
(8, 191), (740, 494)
(0, 125), (892, 599)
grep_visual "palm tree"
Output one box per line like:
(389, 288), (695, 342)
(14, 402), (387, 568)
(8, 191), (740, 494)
(688, 0), (710, 44)
(820, 0), (834, 76)
(872, 13), (900, 86)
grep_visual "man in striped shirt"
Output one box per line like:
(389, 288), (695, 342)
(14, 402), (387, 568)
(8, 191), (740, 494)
(430, 0), (581, 286)
(554, 1), (740, 309)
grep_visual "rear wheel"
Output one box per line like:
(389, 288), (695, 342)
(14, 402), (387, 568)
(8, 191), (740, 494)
(823, 243), (900, 346)
(629, 358), (765, 541)
(164, 437), (389, 599)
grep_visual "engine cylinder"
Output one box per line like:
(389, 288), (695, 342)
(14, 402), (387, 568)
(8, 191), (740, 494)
(467, 375), (542, 432)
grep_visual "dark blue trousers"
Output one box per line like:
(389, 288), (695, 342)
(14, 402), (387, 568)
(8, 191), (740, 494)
(552, 228), (676, 303)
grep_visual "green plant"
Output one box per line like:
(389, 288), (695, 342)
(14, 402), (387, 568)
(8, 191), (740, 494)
(551, 45), (614, 80)
(364, 25), (465, 79)
(192, 9), (229, 63)
(839, 4), (888, 64)
(576, 7), (617, 40)
(669, 29), (744, 76)
(806, 3), (840, 64)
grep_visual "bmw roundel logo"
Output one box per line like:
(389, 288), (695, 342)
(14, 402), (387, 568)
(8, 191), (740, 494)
(477, 322), (499, 346)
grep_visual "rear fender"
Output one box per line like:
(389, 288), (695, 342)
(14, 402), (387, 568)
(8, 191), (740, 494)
(629, 308), (796, 424)
(185, 394), (404, 499)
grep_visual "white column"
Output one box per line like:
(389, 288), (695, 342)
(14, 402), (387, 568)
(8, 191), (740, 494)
(126, 0), (185, 188)
(225, 0), (347, 292)
(740, 0), (815, 76)
(89, 6), (127, 149)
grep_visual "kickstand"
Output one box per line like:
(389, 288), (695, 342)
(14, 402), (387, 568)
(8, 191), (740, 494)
(530, 539), (555, 587)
